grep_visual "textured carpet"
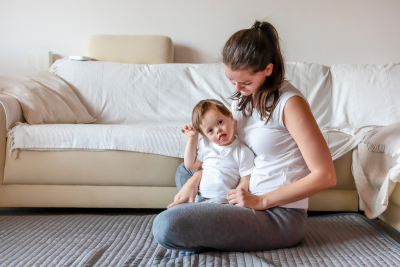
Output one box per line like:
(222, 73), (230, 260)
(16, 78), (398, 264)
(0, 213), (399, 266)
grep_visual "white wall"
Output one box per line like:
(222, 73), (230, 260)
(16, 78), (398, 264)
(1, 0), (399, 75)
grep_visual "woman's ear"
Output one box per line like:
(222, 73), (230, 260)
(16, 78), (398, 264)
(264, 63), (273, 76)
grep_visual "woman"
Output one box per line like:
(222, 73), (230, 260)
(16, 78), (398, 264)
(152, 21), (336, 252)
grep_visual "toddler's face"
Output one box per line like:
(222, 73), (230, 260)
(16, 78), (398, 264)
(199, 108), (235, 146)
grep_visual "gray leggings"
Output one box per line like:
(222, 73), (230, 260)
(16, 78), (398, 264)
(152, 163), (307, 252)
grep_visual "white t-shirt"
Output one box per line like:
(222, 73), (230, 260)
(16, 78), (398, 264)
(197, 136), (255, 198)
(231, 82), (311, 209)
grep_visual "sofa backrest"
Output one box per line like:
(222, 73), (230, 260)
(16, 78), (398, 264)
(55, 60), (400, 129)
(56, 61), (233, 127)
(285, 62), (332, 127)
(330, 64), (400, 128)
(86, 35), (174, 64)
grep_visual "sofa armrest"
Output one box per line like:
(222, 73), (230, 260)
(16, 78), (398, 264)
(389, 183), (400, 208)
(0, 95), (23, 184)
(0, 95), (23, 131)
(379, 184), (400, 232)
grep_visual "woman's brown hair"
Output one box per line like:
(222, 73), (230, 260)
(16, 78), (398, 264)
(222, 20), (285, 124)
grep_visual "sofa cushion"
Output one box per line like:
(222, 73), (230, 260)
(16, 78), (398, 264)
(4, 146), (182, 187)
(4, 146), (356, 191)
(54, 61), (234, 127)
(0, 72), (95, 124)
(285, 62), (332, 127)
(0, 184), (357, 211)
(0, 185), (179, 208)
(86, 35), (174, 64)
(330, 64), (400, 128)
(332, 149), (356, 190)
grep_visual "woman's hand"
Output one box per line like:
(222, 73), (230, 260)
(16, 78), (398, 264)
(181, 124), (198, 139)
(227, 188), (266, 210)
(167, 168), (202, 209)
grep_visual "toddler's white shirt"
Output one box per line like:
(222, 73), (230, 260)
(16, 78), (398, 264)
(197, 136), (255, 199)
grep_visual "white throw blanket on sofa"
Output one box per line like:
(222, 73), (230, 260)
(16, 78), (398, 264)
(351, 124), (400, 219)
(7, 122), (375, 161)
(353, 144), (400, 219)
(8, 123), (188, 158)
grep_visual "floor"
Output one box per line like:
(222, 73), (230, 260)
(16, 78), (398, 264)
(1, 208), (399, 245)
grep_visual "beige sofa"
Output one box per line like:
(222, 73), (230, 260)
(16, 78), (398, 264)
(0, 35), (398, 233)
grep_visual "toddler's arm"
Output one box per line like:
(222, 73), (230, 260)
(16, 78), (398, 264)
(236, 175), (250, 191)
(236, 142), (255, 192)
(182, 124), (202, 169)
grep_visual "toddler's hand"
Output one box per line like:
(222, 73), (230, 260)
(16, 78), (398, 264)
(181, 124), (198, 139)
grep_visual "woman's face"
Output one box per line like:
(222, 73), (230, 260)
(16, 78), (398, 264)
(224, 64), (273, 96)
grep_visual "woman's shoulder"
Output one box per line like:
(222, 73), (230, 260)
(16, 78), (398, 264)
(274, 81), (310, 128)
(279, 81), (301, 95)
(278, 81), (309, 106)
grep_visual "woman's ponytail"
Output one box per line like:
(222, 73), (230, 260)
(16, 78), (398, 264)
(258, 21), (285, 93)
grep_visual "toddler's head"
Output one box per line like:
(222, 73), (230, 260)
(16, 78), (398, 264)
(192, 99), (235, 146)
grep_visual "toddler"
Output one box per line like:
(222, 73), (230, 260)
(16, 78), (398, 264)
(181, 99), (255, 204)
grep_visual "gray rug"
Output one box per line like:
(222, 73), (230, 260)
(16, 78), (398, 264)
(0, 213), (399, 267)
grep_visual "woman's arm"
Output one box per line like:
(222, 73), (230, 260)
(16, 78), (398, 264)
(167, 167), (202, 209)
(227, 96), (336, 210)
(262, 96), (336, 208)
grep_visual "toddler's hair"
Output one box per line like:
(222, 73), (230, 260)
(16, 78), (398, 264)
(192, 99), (231, 136)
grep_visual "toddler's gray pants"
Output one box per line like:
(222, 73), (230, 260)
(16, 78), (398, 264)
(152, 163), (307, 252)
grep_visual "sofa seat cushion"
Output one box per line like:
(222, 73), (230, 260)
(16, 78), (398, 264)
(4, 145), (182, 186)
(10, 123), (187, 158)
(7, 123), (358, 189)
(4, 145), (356, 192)
(331, 149), (356, 190)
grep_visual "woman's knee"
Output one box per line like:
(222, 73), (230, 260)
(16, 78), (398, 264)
(284, 208), (308, 247)
(152, 207), (190, 250)
(152, 205), (205, 252)
(152, 210), (176, 249)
